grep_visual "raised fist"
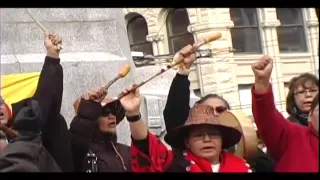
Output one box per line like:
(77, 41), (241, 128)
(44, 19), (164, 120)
(252, 55), (274, 94)
(44, 31), (62, 59)
(251, 55), (273, 82)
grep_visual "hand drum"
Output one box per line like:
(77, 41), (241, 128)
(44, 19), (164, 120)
(219, 110), (258, 163)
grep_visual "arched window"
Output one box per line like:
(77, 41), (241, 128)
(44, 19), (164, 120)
(230, 8), (262, 54)
(276, 8), (307, 53)
(127, 14), (153, 55)
(166, 8), (195, 54)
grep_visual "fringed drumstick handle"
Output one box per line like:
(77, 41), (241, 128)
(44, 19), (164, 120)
(117, 32), (222, 100)
(26, 9), (63, 50)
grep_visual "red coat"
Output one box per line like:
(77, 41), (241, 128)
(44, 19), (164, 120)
(131, 132), (252, 173)
(252, 84), (318, 172)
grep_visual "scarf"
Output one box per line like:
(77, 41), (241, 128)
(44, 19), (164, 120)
(183, 150), (252, 173)
(291, 106), (309, 126)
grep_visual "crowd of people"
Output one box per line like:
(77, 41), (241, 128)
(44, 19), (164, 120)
(0, 31), (318, 172)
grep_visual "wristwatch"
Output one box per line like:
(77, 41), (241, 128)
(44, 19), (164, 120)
(126, 113), (141, 123)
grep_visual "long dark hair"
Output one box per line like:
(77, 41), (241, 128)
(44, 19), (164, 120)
(195, 94), (231, 110)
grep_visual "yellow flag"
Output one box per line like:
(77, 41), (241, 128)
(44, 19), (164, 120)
(1, 72), (40, 105)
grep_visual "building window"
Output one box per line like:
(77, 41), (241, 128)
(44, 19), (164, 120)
(127, 14), (153, 55)
(230, 8), (262, 54)
(276, 8), (307, 53)
(166, 8), (195, 54)
(238, 84), (253, 116)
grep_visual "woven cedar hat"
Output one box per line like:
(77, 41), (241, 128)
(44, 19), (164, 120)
(101, 97), (125, 124)
(164, 104), (242, 150)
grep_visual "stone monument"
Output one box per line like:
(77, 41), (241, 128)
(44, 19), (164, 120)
(0, 8), (199, 145)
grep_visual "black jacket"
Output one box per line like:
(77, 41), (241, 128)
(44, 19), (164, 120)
(163, 74), (190, 132)
(253, 148), (274, 172)
(9, 56), (74, 172)
(0, 100), (61, 172)
(69, 99), (131, 172)
(163, 73), (274, 172)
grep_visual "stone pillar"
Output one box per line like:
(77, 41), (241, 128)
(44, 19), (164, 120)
(155, 34), (165, 55)
(306, 8), (319, 74)
(146, 33), (165, 55)
(146, 33), (165, 65)
(261, 8), (286, 112)
(188, 8), (240, 107)
(146, 33), (159, 56)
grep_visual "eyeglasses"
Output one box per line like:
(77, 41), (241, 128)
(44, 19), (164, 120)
(189, 131), (221, 141)
(213, 106), (228, 114)
(294, 89), (318, 97)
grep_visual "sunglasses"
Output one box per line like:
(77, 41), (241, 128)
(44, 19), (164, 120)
(101, 108), (117, 117)
(213, 106), (228, 114)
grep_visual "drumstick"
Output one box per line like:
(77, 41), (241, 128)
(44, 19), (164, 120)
(103, 64), (131, 91)
(117, 32), (222, 100)
(26, 9), (63, 50)
(87, 64), (131, 101)
(75, 62), (129, 110)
